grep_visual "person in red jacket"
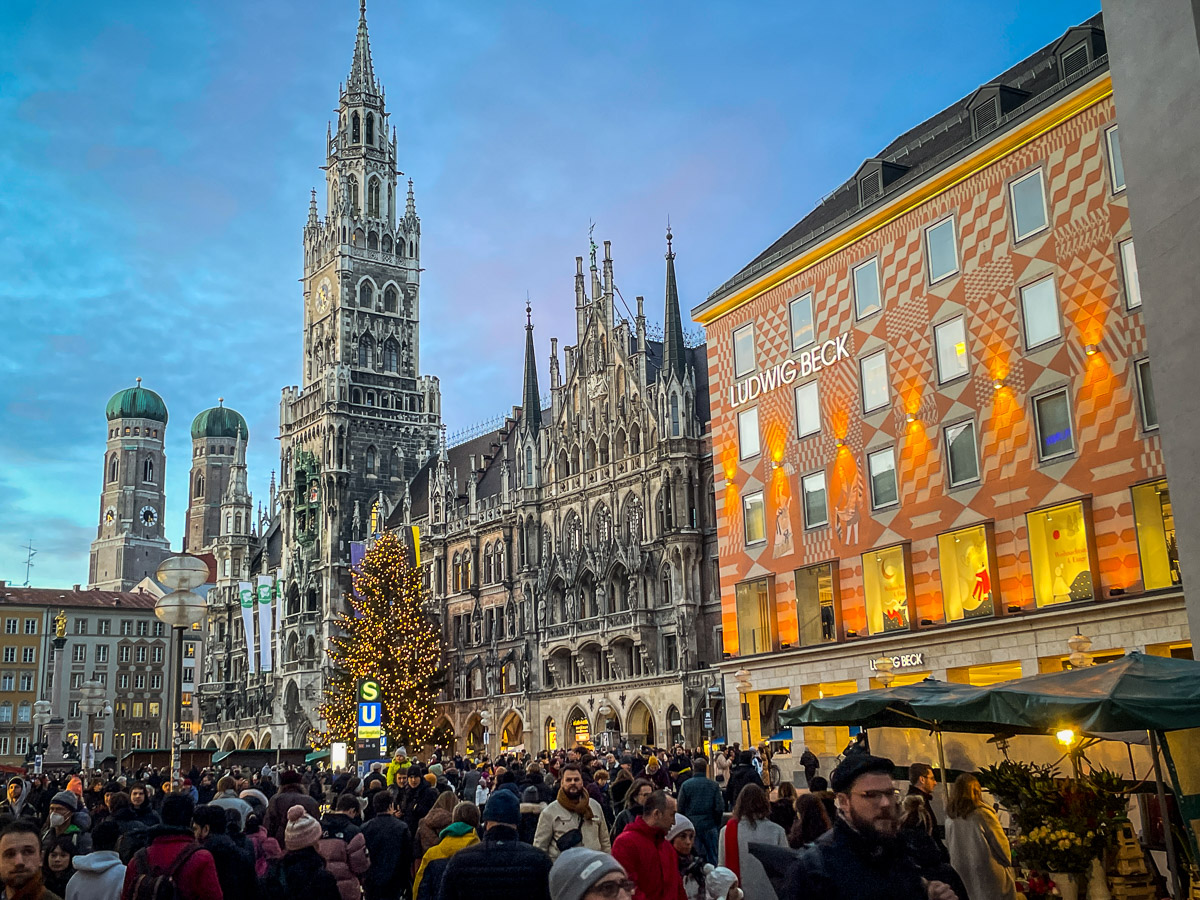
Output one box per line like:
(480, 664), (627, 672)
(120, 794), (223, 900)
(611, 791), (685, 900)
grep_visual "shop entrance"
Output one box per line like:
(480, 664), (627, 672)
(798, 679), (857, 757)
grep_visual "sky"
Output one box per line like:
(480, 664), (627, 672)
(0, 0), (1102, 587)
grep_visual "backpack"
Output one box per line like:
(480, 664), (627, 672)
(130, 844), (201, 900)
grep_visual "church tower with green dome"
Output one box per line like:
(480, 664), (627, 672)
(184, 400), (250, 552)
(88, 379), (172, 590)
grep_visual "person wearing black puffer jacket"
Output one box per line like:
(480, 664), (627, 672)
(439, 792), (552, 900)
(722, 752), (763, 810)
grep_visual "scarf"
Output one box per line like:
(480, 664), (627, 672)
(725, 818), (740, 881)
(556, 788), (594, 821)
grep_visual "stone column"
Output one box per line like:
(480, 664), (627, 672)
(43, 635), (69, 764)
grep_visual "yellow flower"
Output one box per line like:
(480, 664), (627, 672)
(1058, 839), (1070, 850)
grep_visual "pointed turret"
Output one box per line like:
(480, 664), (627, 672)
(307, 189), (319, 228)
(662, 225), (687, 383)
(522, 300), (542, 436)
(347, 0), (377, 94)
(223, 425), (250, 506)
(406, 179), (416, 218)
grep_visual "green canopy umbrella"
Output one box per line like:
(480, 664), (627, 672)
(780, 678), (1001, 732)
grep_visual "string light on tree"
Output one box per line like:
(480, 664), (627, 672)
(312, 532), (445, 748)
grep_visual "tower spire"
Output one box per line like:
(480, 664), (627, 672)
(347, 0), (377, 93)
(523, 297), (542, 436)
(662, 223), (687, 383)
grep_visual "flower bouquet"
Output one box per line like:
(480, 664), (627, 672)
(1016, 871), (1059, 900)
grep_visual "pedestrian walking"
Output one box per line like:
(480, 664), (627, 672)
(533, 765), (611, 861)
(718, 785), (786, 900)
(946, 773), (1015, 900)
(675, 761), (722, 865)
(439, 792), (553, 900)
(610, 790), (685, 900)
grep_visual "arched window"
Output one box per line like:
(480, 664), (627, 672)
(225, 513), (232, 534)
(484, 544), (494, 584)
(367, 231), (378, 250)
(351, 111), (361, 143)
(358, 281), (374, 308)
(366, 446), (376, 474)
(524, 446), (534, 485)
(366, 391), (376, 407)
(349, 175), (360, 214)
(365, 113), (374, 145)
(194, 473), (205, 498)
(495, 544), (505, 581)
(107, 455), (119, 483)
(235, 513), (242, 533)
(368, 178), (380, 216)
(670, 393), (681, 437)
(383, 339), (399, 372)
(382, 234), (393, 254)
(351, 387), (362, 404)
(357, 337), (373, 369)
(452, 554), (461, 593)
(142, 458), (154, 483)
(384, 286), (398, 312)
(409, 240), (415, 256)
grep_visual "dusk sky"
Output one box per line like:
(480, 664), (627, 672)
(1, 0), (1099, 587)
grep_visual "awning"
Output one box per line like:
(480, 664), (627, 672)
(780, 677), (1002, 732)
(767, 728), (793, 742)
(306, 748), (330, 763)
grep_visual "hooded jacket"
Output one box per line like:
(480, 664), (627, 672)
(316, 816), (370, 900)
(411, 822), (479, 899)
(611, 816), (686, 900)
(66, 849), (126, 900)
(0, 777), (28, 819)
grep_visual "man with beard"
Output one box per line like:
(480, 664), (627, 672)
(0, 821), (59, 900)
(532, 764), (611, 861)
(782, 756), (958, 900)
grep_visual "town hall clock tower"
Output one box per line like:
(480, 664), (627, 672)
(275, 0), (442, 744)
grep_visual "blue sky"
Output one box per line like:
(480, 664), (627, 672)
(0, 0), (1100, 586)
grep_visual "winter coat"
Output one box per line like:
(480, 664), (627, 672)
(458, 769), (481, 801)
(360, 814), (412, 900)
(782, 817), (929, 900)
(723, 764), (763, 809)
(398, 783), (438, 834)
(712, 754), (732, 785)
(414, 807), (451, 860)
(127, 804), (160, 828)
(316, 819), (371, 900)
(644, 766), (671, 791)
(518, 802), (545, 844)
(202, 833), (257, 900)
(67, 850), (125, 900)
(769, 799), (797, 832)
(946, 807), (1016, 900)
(718, 817), (787, 900)
(411, 822), (478, 899)
(677, 776), (724, 835)
(245, 828), (283, 879)
(611, 804), (643, 842)
(0, 777), (30, 819)
(611, 816), (686, 900)
(119, 831), (222, 900)
(439, 824), (552, 900)
(531, 797), (611, 861)
(260, 847), (341, 900)
(264, 786), (319, 849)
(43, 822), (92, 856)
(209, 791), (253, 830)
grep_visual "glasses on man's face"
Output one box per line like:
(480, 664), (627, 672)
(588, 879), (636, 900)
(851, 789), (901, 803)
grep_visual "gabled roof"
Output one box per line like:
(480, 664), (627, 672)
(0, 586), (160, 610)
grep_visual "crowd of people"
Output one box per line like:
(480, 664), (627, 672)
(0, 743), (1008, 900)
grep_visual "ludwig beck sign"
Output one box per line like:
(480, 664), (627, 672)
(727, 332), (851, 409)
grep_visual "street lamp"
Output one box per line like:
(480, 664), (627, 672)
(31, 700), (51, 766)
(78, 679), (110, 777)
(597, 700), (614, 750)
(874, 655), (896, 688)
(155, 556), (208, 788)
(734, 668), (753, 750)
(1067, 628), (1094, 668)
(478, 710), (492, 755)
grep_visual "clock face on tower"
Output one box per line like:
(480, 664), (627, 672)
(315, 278), (332, 314)
(140, 506), (158, 527)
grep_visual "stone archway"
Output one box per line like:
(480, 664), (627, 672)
(566, 705), (592, 748)
(205, 738), (219, 750)
(260, 732), (272, 749)
(222, 736), (236, 752)
(240, 734), (256, 750)
(432, 714), (456, 754)
(463, 712), (484, 756)
(626, 699), (655, 748)
(500, 711), (524, 752)
(544, 716), (558, 752)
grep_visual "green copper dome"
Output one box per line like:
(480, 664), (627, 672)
(105, 381), (168, 424)
(190, 403), (249, 441)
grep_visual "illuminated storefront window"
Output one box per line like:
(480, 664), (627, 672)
(795, 562), (837, 646)
(1132, 480), (1180, 590)
(545, 717), (557, 752)
(937, 524), (996, 621)
(1026, 500), (1095, 607)
(570, 711), (592, 748)
(736, 578), (776, 655)
(862, 544), (911, 635)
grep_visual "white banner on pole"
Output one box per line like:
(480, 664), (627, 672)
(256, 574), (274, 672)
(238, 581), (258, 675)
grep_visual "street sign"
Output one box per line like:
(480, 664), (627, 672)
(703, 709), (714, 731)
(356, 678), (383, 758)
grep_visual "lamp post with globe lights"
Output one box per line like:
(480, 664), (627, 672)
(78, 679), (111, 777)
(154, 556), (208, 786)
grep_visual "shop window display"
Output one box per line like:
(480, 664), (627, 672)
(937, 524), (996, 621)
(795, 562), (837, 646)
(862, 544), (911, 634)
(1132, 480), (1180, 590)
(1026, 500), (1095, 607)
(736, 578), (776, 656)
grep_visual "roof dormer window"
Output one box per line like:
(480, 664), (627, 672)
(967, 83), (1032, 139)
(1054, 25), (1106, 82)
(856, 158), (909, 206)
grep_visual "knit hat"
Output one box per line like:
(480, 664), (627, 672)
(482, 790), (520, 826)
(830, 754), (895, 794)
(424, 773), (437, 786)
(666, 813), (695, 842)
(429, 763), (444, 777)
(647, 755), (660, 768)
(50, 791), (79, 812)
(284, 805), (322, 851)
(705, 867), (740, 900)
(549, 847), (626, 900)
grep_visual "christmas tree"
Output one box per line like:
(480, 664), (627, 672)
(313, 532), (444, 748)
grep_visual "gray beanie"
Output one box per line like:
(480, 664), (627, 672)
(550, 847), (626, 900)
(50, 791), (79, 811)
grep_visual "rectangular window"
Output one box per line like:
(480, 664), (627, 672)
(743, 491), (766, 545)
(1034, 389), (1075, 460)
(20, 648), (33, 664)
(1132, 480), (1179, 591)
(925, 217), (959, 283)
(96, 646), (108, 663)
(4, 621), (16, 636)
(662, 635), (678, 672)
(1106, 124), (1125, 193)
(934, 316), (969, 382)
(71, 673), (83, 688)
(795, 562), (837, 646)
(182, 667), (194, 684)
(118, 646), (130, 663)
(1136, 359), (1158, 429)
(860, 350), (889, 412)
(945, 420), (980, 486)
(98, 620), (110, 636)
(737, 407), (760, 459)
(73, 645), (86, 663)
(794, 381), (820, 438)
(69, 701), (80, 718)
(131, 733), (143, 749)
(114, 701), (127, 717)
(153, 647), (164, 663)
(1120, 239), (1141, 309)
(184, 643), (196, 659)
(1027, 500), (1095, 607)
(0, 738), (8, 756)
(16, 704), (28, 724)
(150, 675), (162, 690)
(154, 622), (164, 637)
(1020, 276), (1062, 349)
(23, 620), (35, 635)
(181, 691), (193, 707)
(853, 258), (882, 319)
(135, 647), (147, 663)
(121, 621), (132, 636)
(735, 579), (775, 655)
(91, 733), (102, 753)
(789, 293), (815, 350)
(0, 675), (12, 692)
(13, 738), (25, 756)
(74, 619), (87, 635)
(1010, 168), (1049, 240)
(862, 544), (911, 635)
(132, 702), (144, 718)
(135, 674), (146, 690)
(117, 674), (128, 690)
(136, 621), (148, 637)
(0, 707), (10, 725)
(802, 471), (828, 528)
(148, 701), (161, 718)
(732, 323), (756, 378)
(92, 672), (105, 686)
(18, 674), (32, 692)
(867, 447), (899, 509)
(938, 524), (997, 621)
(1, 649), (13, 664)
